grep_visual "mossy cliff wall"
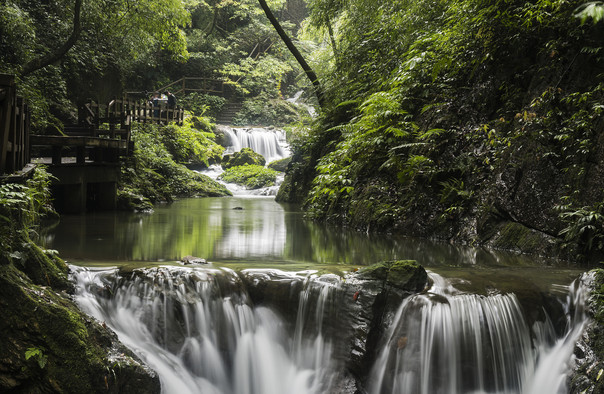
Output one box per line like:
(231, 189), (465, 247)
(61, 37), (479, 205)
(571, 269), (604, 394)
(0, 236), (160, 393)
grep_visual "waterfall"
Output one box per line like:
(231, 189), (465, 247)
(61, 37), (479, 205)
(221, 126), (289, 163)
(70, 266), (587, 394)
(71, 266), (340, 394)
(368, 272), (588, 394)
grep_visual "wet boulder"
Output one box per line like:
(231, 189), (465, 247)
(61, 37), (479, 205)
(357, 260), (428, 292)
(267, 157), (292, 172)
(0, 247), (160, 393)
(222, 148), (266, 169)
(341, 261), (428, 383)
(570, 270), (604, 394)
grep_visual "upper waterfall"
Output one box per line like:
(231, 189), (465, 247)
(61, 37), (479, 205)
(219, 125), (290, 163)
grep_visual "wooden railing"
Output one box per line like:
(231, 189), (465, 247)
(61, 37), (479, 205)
(0, 74), (30, 176)
(80, 98), (185, 129)
(142, 77), (230, 97)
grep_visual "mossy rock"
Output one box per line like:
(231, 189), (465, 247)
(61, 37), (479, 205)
(222, 148), (266, 169)
(117, 189), (154, 212)
(267, 157), (291, 172)
(570, 269), (604, 394)
(0, 242), (160, 393)
(219, 164), (277, 189)
(358, 260), (428, 291)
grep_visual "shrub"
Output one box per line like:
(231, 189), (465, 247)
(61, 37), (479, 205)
(219, 165), (278, 189)
(179, 93), (226, 118)
(222, 148), (265, 169)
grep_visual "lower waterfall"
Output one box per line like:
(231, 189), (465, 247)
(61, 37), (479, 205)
(70, 266), (587, 394)
(369, 274), (587, 394)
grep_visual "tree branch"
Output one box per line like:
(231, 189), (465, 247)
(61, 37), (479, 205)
(20, 0), (83, 77)
(257, 0), (325, 108)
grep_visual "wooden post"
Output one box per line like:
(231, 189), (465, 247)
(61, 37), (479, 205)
(52, 146), (62, 165)
(15, 98), (25, 171)
(0, 74), (15, 174)
(24, 102), (30, 165)
(76, 146), (85, 164)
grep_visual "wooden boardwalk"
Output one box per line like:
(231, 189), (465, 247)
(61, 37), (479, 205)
(0, 74), (30, 178)
(0, 74), (186, 211)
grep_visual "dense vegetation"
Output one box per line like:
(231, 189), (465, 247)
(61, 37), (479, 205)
(118, 120), (231, 210)
(0, 169), (160, 392)
(278, 0), (604, 263)
(0, 0), (312, 130)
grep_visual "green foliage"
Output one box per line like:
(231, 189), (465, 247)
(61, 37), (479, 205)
(159, 121), (224, 166)
(119, 123), (230, 205)
(0, 167), (55, 257)
(233, 93), (305, 126)
(25, 347), (48, 369)
(279, 0), (604, 258)
(305, 90), (418, 220)
(557, 200), (604, 258)
(180, 93), (226, 118)
(575, 2), (604, 24)
(219, 164), (278, 189)
(0, 0), (190, 132)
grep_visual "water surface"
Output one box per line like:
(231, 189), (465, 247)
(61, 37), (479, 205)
(39, 196), (584, 292)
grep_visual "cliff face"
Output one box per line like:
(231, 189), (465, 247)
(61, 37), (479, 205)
(571, 269), (604, 394)
(0, 237), (160, 393)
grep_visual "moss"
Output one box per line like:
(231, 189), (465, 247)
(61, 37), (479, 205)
(484, 221), (564, 258)
(571, 269), (604, 394)
(267, 157), (291, 172)
(358, 260), (428, 291)
(222, 148), (266, 169)
(0, 241), (160, 393)
(219, 164), (278, 189)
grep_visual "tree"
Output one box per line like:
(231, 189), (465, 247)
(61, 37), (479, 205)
(257, 0), (325, 108)
(19, 0), (82, 78)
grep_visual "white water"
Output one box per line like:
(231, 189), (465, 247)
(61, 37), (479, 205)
(207, 126), (290, 195)
(220, 126), (290, 164)
(71, 266), (340, 394)
(369, 272), (587, 394)
(70, 266), (587, 394)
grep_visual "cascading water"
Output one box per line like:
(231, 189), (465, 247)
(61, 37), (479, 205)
(207, 126), (290, 195)
(70, 265), (587, 394)
(71, 266), (341, 394)
(220, 126), (289, 163)
(368, 272), (588, 394)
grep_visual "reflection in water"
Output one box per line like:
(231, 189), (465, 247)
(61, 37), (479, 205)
(40, 197), (578, 275)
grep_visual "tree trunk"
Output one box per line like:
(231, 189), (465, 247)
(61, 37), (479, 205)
(257, 0), (325, 108)
(20, 0), (83, 78)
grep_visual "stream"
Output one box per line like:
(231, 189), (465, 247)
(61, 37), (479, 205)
(38, 126), (588, 393)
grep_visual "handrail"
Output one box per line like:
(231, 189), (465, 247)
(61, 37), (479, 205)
(156, 77), (228, 97)
(0, 74), (30, 175)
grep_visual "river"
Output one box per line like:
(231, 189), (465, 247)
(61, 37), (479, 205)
(37, 126), (588, 394)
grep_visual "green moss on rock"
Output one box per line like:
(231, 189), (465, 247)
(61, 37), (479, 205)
(0, 241), (160, 393)
(570, 269), (604, 394)
(219, 164), (278, 189)
(267, 157), (291, 172)
(222, 148), (266, 169)
(358, 260), (427, 291)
